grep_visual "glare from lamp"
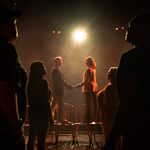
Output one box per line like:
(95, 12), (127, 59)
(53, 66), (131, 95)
(73, 29), (87, 43)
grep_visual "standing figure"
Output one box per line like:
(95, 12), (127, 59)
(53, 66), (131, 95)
(102, 14), (150, 150)
(75, 56), (98, 123)
(27, 61), (53, 150)
(97, 67), (119, 142)
(0, 4), (27, 150)
(50, 56), (73, 124)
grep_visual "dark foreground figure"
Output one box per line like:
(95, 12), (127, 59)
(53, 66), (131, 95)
(102, 13), (150, 150)
(27, 61), (53, 150)
(0, 4), (27, 150)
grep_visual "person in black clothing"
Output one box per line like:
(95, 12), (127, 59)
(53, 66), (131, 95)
(102, 13), (150, 150)
(27, 60), (53, 150)
(0, 4), (27, 150)
(50, 56), (73, 124)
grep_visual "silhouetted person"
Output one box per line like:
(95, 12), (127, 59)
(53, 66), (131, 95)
(102, 13), (150, 150)
(50, 56), (73, 124)
(0, 4), (27, 150)
(27, 61), (53, 150)
(75, 56), (98, 123)
(97, 67), (119, 142)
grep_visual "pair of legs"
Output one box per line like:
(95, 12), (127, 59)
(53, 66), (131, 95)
(84, 92), (97, 123)
(27, 117), (48, 150)
(51, 96), (65, 123)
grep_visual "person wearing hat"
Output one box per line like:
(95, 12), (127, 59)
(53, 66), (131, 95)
(102, 13), (150, 150)
(0, 4), (27, 150)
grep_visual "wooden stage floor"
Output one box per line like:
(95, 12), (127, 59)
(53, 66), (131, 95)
(25, 131), (105, 150)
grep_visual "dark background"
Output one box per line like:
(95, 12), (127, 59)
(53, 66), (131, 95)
(1, 0), (149, 105)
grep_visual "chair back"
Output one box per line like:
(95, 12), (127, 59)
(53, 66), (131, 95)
(75, 104), (87, 123)
(64, 102), (75, 122)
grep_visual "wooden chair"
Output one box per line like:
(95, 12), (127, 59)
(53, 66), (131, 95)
(49, 102), (75, 145)
(73, 104), (104, 147)
(73, 104), (93, 146)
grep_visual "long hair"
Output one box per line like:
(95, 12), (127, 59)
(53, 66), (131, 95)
(28, 60), (46, 82)
(107, 67), (118, 84)
(85, 56), (96, 69)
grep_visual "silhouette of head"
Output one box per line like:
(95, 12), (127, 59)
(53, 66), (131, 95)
(125, 13), (150, 45)
(0, 4), (22, 21)
(30, 61), (46, 79)
(0, 4), (22, 41)
(107, 67), (118, 84)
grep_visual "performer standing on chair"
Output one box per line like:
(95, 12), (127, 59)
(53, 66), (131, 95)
(75, 56), (98, 123)
(50, 56), (73, 124)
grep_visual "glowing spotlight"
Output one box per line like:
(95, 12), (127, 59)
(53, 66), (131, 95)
(115, 27), (119, 31)
(72, 29), (87, 43)
(52, 30), (55, 34)
(58, 30), (61, 34)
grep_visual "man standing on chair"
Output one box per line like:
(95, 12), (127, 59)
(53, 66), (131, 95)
(50, 56), (74, 124)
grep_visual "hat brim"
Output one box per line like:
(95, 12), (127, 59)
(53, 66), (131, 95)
(10, 9), (22, 17)
(0, 4), (23, 19)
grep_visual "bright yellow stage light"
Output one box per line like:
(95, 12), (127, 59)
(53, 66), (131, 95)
(73, 29), (87, 43)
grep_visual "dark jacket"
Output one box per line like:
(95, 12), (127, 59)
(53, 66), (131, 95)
(51, 67), (71, 96)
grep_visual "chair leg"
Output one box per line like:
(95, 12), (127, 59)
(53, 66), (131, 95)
(87, 124), (93, 147)
(71, 129), (77, 145)
(54, 125), (59, 145)
(92, 122), (105, 148)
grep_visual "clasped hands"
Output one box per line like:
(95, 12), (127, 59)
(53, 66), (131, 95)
(73, 83), (82, 88)
(69, 83), (82, 89)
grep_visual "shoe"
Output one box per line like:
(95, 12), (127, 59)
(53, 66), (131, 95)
(61, 120), (72, 125)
